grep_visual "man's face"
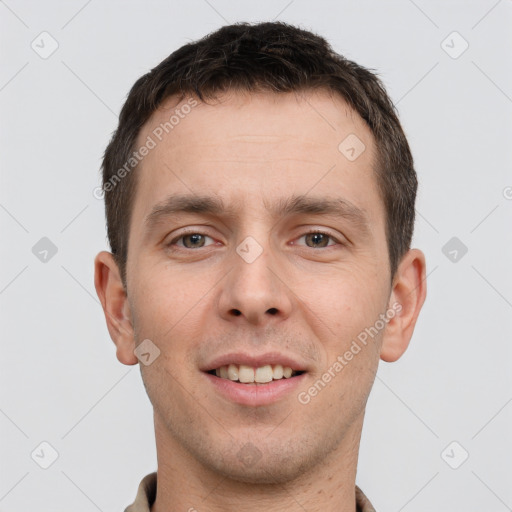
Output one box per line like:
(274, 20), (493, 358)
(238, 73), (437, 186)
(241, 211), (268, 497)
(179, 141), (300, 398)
(125, 90), (392, 483)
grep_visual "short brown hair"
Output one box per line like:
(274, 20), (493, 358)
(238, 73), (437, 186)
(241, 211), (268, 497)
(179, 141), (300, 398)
(101, 21), (417, 285)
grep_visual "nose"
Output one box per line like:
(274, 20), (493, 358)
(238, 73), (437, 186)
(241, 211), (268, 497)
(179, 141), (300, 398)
(216, 236), (293, 326)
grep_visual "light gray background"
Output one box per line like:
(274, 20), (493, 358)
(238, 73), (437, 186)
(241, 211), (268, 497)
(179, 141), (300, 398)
(1, 1), (511, 511)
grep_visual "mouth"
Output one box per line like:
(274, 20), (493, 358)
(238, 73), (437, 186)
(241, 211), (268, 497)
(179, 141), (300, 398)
(206, 364), (305, 384)
(201, 352), (309, 405)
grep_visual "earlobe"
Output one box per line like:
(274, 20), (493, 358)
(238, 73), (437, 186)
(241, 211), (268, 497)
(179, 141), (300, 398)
(94, 251), (138, 365)
(380, 249), (427, 363)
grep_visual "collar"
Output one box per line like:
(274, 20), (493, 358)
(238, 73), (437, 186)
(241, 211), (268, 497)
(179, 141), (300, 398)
(124, 472), (376, 511)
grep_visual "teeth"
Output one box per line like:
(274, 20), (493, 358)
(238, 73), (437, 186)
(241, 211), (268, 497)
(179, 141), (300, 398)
(212, 363), (299, 383)
(239, 365), (254, 383)
(227, 364), (239, 381)
(255, 365), (273, 383)
(273, 364), (284, 379)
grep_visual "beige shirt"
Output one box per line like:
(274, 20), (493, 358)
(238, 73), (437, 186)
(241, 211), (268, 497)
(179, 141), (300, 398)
(124, 472), (376, 511)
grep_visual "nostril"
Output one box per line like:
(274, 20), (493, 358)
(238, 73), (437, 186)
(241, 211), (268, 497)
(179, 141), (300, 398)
(267, 308), (278, 315)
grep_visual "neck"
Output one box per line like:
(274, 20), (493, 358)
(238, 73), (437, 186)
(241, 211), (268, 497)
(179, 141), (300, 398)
(150, 413), (364, 512)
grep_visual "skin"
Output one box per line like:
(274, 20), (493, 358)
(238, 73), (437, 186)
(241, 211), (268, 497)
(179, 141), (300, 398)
(95, 89), (426, 512)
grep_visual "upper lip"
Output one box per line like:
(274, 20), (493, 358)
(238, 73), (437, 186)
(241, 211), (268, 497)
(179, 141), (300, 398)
(202, 351), (308, 372)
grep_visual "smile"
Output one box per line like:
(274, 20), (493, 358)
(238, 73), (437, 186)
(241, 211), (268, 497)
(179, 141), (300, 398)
(207, 364), (304, 383)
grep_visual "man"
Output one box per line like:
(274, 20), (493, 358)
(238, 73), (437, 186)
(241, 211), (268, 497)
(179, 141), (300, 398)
(94, 21), (426, 512)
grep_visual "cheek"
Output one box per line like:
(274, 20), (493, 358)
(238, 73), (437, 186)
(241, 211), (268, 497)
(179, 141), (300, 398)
(302, 266), (383, 327)
(298, 269), (386, 370)
(131, 261), (211, 337)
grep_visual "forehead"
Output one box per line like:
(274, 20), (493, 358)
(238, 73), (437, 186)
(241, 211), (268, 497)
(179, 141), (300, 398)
(141, 90), (374, 161)
(130, 89), (384, 237)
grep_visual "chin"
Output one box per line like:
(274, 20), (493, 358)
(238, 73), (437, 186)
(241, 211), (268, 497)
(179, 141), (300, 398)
(201, 443), (315, 486)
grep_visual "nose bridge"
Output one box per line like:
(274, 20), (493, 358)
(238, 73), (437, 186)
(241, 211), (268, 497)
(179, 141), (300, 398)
(217, 228), (292, 326)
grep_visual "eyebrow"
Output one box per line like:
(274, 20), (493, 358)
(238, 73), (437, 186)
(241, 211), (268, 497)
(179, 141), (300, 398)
(144, 193), (371, 236)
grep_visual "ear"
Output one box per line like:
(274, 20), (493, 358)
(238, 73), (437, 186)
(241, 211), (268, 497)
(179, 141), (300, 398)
(380, 248), (427, 362)
(94, 251), (138, 365)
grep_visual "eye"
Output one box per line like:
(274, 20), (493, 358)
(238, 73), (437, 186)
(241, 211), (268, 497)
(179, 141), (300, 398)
(168, 232), (216, 249)
(293, 230), (341, 249)
(166, 229), (342, 251)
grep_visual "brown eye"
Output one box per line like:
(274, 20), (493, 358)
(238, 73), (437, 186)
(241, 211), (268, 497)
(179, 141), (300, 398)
(169, 233), (215, 249)
(295, 230), (339, 249)
(182, 234), (206, 248)
(304, 232), (332, 248)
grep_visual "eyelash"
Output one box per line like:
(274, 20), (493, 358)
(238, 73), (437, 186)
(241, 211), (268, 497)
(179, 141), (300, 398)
(167, 229), (342, 251)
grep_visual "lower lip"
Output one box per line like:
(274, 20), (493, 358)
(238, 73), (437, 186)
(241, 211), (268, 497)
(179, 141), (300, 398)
(203, 372), (307, 406)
